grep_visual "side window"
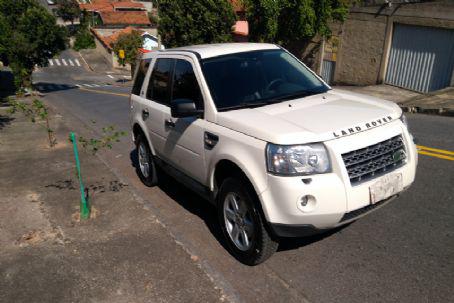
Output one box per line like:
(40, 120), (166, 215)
(132, 58), (151, 96)
(172, 60), (204, 110)
(147, 58), (174, 105)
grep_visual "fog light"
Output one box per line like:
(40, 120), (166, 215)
(301, 196), (309, 206)
(297, 195), (316, 213)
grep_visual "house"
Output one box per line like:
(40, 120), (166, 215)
(98, 11), (151, 27)
(91, 26), (161, 69)
(318, 0), (454, 93)
(79, 0), (152, 28)
(230, 0), (249, 41)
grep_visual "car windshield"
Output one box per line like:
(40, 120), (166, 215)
(201, 49), (329, 111)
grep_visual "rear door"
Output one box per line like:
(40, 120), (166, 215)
(143, 57), (175, 159)
(130, 57), (152, 135)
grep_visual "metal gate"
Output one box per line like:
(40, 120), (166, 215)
(385, 24), (454, 92)
(321, 60), (335, 85)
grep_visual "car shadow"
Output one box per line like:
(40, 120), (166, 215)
(277, 224), (351, 252)
(129, 148), (344, 253)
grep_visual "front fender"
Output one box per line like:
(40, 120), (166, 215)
(206, 127), (269, 200)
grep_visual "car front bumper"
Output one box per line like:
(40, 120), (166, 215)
(258, 122), (418, 235)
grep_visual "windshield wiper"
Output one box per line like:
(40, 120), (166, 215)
(266, 90), (321, 102)
(218, 101), (275, 111)
(217, 89), (325, 112)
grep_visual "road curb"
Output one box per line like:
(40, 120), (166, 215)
(77, 51), (94, 72)
(399, 105), (454, 117)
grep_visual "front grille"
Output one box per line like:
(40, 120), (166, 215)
(342, 135), (406, 185)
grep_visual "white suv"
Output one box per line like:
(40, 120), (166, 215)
(129, 43), (417, 265)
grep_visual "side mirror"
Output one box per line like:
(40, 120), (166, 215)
(170, 99), (202, 118)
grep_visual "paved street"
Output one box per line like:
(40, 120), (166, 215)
(33, 64), (453, 303)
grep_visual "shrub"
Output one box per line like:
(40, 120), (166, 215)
(73, 29), (95, 51)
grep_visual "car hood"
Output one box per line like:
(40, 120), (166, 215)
(215, 89), (403, 145)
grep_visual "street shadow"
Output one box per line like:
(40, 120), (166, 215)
(0, 69), (16, 99)
(0, 115), (14, 130)
(129, 148), (345, 254)
(33, 82), (79, 94)
(116, 79), (132, 84)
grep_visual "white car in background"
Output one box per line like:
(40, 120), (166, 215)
(129, 43), (418, 265)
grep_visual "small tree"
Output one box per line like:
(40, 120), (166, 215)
(56, 0), (80, 25)
(8, 98), (57, 147)
(112, 31), (143, 76)
(158, 0), (236, 48)
(245, 0), (350, 59)
(0, 0), (67, 90)
(73, 29), (96, 51)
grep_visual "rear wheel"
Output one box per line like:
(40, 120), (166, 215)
(136, 134), (158, 187)
(218, 177), (278, 265)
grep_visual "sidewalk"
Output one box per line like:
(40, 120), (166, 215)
(334, 84), (454, 116)
(0, 100), (225, 303)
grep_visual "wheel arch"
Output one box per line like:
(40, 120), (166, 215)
(211, 158), (268, 213)
(212, 158), (274, 236)
(132, 122), (156, 155)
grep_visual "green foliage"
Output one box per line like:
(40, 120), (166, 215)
(148, 12), (159, 26)
(8, 98), (57, 147)
(73, 29), (96, 51)
(244, 0), (281, 43)
(0, 0), (68, 90)
(56, 0), (80, 24)
(245, 0), (350, 51)
(158, 0), (236, 48)
(112, 30), (143, 68)
(75, 125), (127, 155)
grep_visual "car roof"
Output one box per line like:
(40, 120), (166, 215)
(146, 43), (281, 59)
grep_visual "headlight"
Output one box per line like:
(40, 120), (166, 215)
(266, 143), (331, 176)
(400, 113), (409, 128)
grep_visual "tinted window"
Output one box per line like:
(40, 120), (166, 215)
(172, 60), (204, 110)
(132, 58), (151, 95)
(147, 58), (174, 104)
(201, 49), (329, 111)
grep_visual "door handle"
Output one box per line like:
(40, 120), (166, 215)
(142, 109), (149, 119)
(165, 119), (175, 128)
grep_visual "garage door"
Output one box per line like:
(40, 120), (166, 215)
(385, 24), (454, 92)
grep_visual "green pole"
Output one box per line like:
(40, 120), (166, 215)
(70, 132), (90, 220)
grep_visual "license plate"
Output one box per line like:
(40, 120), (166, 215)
(369, 173), (403, 204)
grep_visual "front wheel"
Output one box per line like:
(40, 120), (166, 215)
(218, 177), (279, 265)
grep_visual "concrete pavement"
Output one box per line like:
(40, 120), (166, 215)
(335, 84), (454, 115)
(0, 104), (225, 303)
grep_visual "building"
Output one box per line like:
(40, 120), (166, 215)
(91, 26), (161, 69)
(319, 0), (454, 93)
(79, 0), (152, 28)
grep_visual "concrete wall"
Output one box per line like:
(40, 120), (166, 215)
(332, 1), (454, 86)
(334, 14), (387, 85)
(93, 36), (114, 67)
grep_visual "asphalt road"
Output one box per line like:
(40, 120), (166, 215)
(34, 65), (454, 303)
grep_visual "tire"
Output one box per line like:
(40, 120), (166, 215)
(217, 177), (279, 265)
(136, 134), (158, 187)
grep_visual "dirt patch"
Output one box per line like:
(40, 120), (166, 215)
(15, 227), (65, 247)
(71, 206), (100, 223)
